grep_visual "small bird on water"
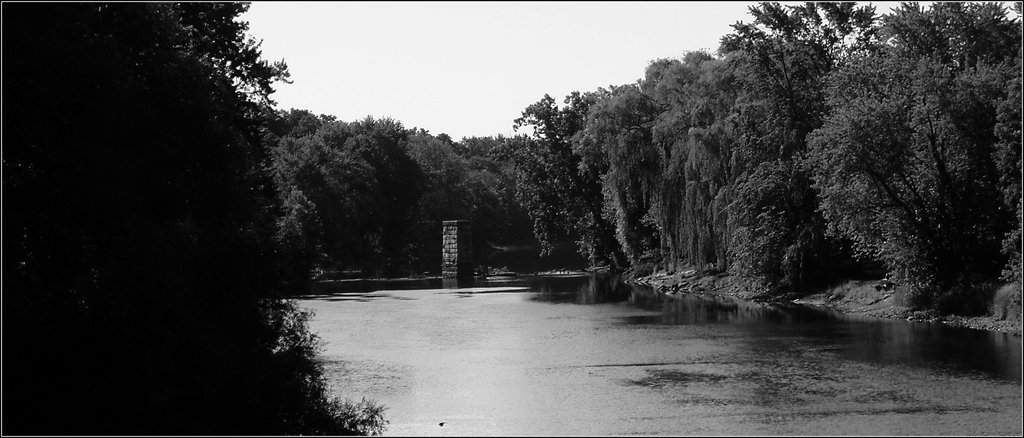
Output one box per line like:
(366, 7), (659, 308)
(439, 422), (446, 427)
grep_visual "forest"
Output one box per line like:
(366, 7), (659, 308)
(269, 2), (1022, 313)
(2, 1), (1021, 435)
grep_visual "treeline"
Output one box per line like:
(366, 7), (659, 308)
(256, 2), (1022, 314)
(3, 3), (385, 434)
(264, 111), (533, 282)
(500, 2), (1022, 313)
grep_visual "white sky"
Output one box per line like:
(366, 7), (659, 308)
(243, 1), (912, 141)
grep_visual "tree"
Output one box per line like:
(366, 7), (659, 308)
(646, 52), (740, 273)
(574, 83), (663, 267)
(459, 136), (537, 246)
(993, 52), (1022, 284)
(270, 122), (378, 282)
(719, 1), (878, 290)
(407, 130), (476, 270)
(270, 117), (424, 277)
(342, 117), (425, 275)
(807, 2), (1021, 310)
(497, 93), (626, 268)
(3, 3), (383, 434)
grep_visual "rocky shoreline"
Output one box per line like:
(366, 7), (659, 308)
(629, 270), (1023, 337)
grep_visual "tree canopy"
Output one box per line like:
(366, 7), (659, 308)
(495, 1), (1021, 309)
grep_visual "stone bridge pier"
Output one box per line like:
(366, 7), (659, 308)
(442, 220), (473, 279)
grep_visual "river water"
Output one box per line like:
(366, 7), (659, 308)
(298, 274), (1022, 436)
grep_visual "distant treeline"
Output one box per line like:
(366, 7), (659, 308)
(266, 112), (534, 281)
(274, 3), (1021, 315)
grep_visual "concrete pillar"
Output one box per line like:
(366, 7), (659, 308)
(442, 220), (473, 278)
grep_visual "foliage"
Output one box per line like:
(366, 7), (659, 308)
(991, 41), (1023, 285)
(807, 2), (1021, 305)
(571, 51), (742, 274)
(719, 1), (878, 289)
(523, 2), (1018, 313)
(458, 136), (537, 246)
(7, 8), (1019, 433)
(270, 117), (379, 281)
(331, 397), (390, 436)
(270, 116), (426, 277)
(269, 120), (534, 277)
(574, 83), (663, 267)
(497, 93), (627, 268)
(647, 52), (740, 272)
(407, 131), (509, 270)
(2, 3), (384, 434)
(504, 3), (1018, 312)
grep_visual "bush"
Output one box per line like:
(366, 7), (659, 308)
(332, 398), (389, 436)
(932, 278), (1001, 317)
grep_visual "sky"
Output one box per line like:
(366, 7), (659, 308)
(242, 1), (911, 141)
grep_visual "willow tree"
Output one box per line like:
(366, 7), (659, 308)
(648, 52), (740, 273)
(573, 83), (663, 268)
(575, 52), (741, 273)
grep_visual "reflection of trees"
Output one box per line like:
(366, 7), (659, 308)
(308, 278), (441, 295)
(442, 277), (475, 289)
(836, 322), (1022, 381)
(626, 287), (847, 325)
(575, 273), (631, 304)
(529, 274), (632, 304)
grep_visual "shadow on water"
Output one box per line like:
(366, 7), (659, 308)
(621, 281), (1022, 383)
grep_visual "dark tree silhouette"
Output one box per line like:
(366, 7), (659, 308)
(3, 3), (383, 434)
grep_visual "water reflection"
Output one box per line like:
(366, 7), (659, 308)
(442, 277), (475, 289)
(622, 282), (1021, 383)
(309, 277), (441, 295)
(624, 286), (847, 325)
(521, 274), (1020, 383)
(530, 273), (631, 304)
(830, 320), (1022, 382)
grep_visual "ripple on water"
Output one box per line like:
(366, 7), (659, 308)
(300, 274), (1023, 436)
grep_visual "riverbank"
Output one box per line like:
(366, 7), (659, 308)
(629, 270), (1023, 337)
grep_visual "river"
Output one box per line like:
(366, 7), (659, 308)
(298, 274), (1022, 436)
